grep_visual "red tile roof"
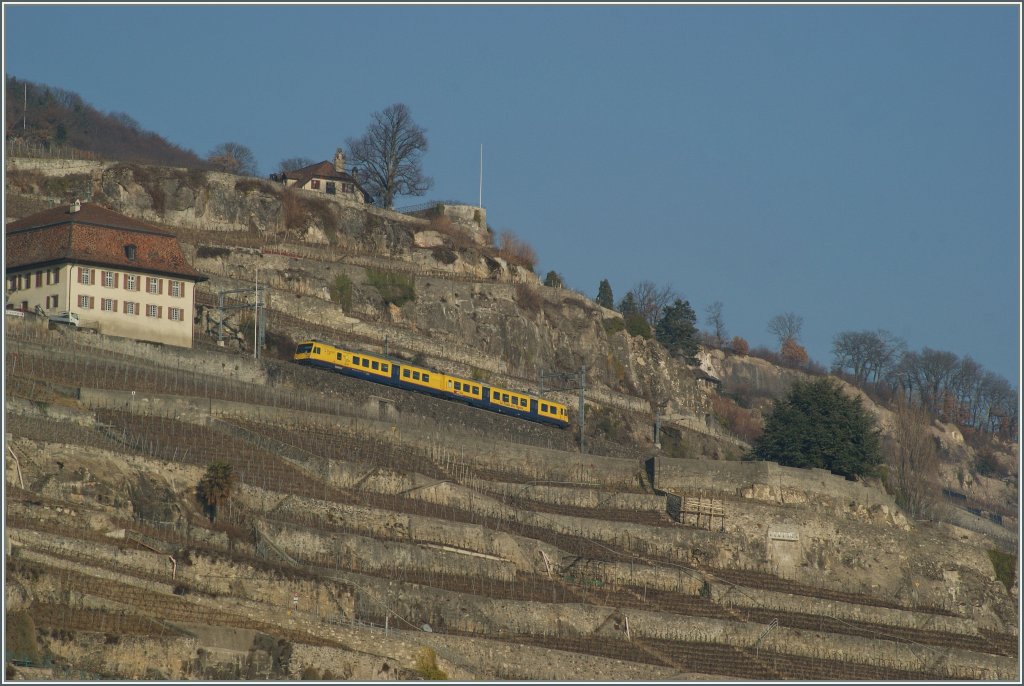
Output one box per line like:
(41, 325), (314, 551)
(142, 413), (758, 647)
(5, 203), (206, 281)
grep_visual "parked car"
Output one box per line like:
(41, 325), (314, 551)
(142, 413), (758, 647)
(49, 311), (80, 327)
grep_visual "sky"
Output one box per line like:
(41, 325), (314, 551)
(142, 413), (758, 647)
(3, 3), (1021, 387)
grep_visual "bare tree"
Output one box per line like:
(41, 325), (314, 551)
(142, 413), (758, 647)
(833, 329), (905, 386)
(630, 281), (678, 328)
(887, 395), (940, 519)
(278, 157), (315, 174)
(207, 142), (258, 176)
(704, 301), (727, 345)
(767, 312), (803, 348)
(346, 103), (432, 209)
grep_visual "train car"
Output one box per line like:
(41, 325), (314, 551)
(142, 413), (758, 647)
(293, 339), (569, 428)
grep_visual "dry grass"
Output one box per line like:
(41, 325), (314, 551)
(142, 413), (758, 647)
(497, 231), (537, 272)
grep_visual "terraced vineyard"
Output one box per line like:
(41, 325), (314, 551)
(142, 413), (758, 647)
(4, 328), (1018, 681)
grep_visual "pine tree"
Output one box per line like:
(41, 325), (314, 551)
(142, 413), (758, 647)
(655, 299), (699, 363)
(750, 378), (882, 479)
(596, 279), (614, 309)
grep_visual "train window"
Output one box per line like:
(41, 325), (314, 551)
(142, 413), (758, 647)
(337, 353), (342, 360)
(353, 356), (360, 365)
(314, 347), (321, 354)
(382, 364), (389, 372)
(372, 361), (379, 370)
(363, 359), (370, 368)
(423, 374), (430, 382)
(502, 393), (509, 402)
(403, 369), (410, 378)
(296, 344), (313, 354)
(413, 371), (420, 380)
(454, 381), (462, 391)
(541, 403), (548, 412)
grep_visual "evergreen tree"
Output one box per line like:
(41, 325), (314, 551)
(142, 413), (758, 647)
(543, 271), (564, 288)
(750, 378), (882, 479)
(596, 279), (614, 309)
(655, 299), (699, 363)
(618, 291), (638, 315)
(197, 461), (234, 523)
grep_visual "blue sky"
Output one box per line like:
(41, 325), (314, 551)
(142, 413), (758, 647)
(4, 3), (1021, 386)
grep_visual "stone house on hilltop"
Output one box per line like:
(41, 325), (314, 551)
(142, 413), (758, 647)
(272, 149), (369, 203)
(5, 201), (207, 348)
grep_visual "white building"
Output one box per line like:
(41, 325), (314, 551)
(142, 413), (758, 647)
(5, 201), (207, 348)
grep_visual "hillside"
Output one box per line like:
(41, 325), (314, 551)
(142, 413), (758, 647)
(4, 155), (1020, 680)
(5, 77), (205, 168)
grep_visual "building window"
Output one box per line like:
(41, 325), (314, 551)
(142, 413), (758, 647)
(78, 295), (94, 309)
(79, 268), (94, 285)
(52, 268), (60, 284)
(169, 280), (183, 297)
(326, 181), (336, 195)
(124, 302), (138, 316)
(35, 271), (43, 287)
(343, 183), (354, 193)
(147, 277), (161, 294)
(101, 298), (117, 312)
(46, 295), (59, 309)
(311, 179), (321, 190)
(103, 271), (116, 288)
(146, 304), (161, 318)
(125, 274), (137, 291)
(125, 244), (137, 261)
(169, 307), (183, 321)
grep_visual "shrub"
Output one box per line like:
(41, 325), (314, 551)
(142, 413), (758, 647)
(196, 245), (231, 259)
(5, 611), (41, 664)
(602, 317), (625, 335)
(543, 270), (564, 288)
(988, 548), (1016, 594)
(515, 282), (543, 315)
(330, 272), (354, 311)
(781, 339), (809, 367)
(975, 451), (1006, 478)
(415, 648), (448, 680)
(731, 336), (749, 355)
(497, 231), (538, 272)
(624, 313), (652, 339)
(366, 268), (415, 307)
(710, 394), (763, 444)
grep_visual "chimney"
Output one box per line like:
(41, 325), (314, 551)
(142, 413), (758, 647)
(334, 148), (345, 173)
(70, 199), (81, 213)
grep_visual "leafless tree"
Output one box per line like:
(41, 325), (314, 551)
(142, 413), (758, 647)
(833, 329), (905, 386)
(704, 301), (727, 345)
(278, 157), (315, 174)
(629, 281), (678, 328)
(767, 312), (803, 348)
(346, 103), (433, 209)
(207, 142), (258, 176)
(887, 395), (940, 519)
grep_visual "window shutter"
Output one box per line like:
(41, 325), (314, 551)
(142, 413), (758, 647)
(123, 301), (128, 313)
(112, 300), (118, 311)
(158, 279), (163, 295)
(90, 296), (95, 308)
(158, 306), (163, 318)
(77, 267), (83, 283)
(114, 273), (120, 288)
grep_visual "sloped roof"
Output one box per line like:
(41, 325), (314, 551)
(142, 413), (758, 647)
(5, 203), (206, 281)
(283, 160), (360, 187)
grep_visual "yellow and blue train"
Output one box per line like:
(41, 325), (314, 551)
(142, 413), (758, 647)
(294, 340), (570, 428)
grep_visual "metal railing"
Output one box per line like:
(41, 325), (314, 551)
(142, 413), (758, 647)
(395, 199), (482, 214)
